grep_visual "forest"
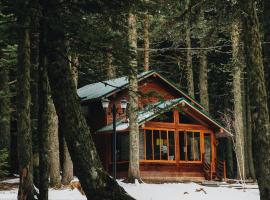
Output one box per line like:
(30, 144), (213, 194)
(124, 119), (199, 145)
(0, 0), (269, 200)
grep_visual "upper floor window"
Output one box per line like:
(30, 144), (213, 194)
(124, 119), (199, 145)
(179, 111), (200, 124)
(151, 111), (174, 123)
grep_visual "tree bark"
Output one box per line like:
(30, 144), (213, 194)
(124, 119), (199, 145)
(106, 48), (116, 79)
(225, 139), (234, 178)
(62, 140), (73, 185)
(184, 1), (194, 98)
(17, 3), (35, 199)
(30, 13), (40, 187)
(42, 1), (134, 199)
(244, 74), (256, 179)
(198, 7), (209, 110)
(0, 59), (10, 153)
(262, 0), (270, 116)
(48, 96), (61, 187)
(240, 0), (270, 198)
(127, 12), (141, 183)
(38, 34), (49, 200)
(143, 11), (150, 71)
(231, 19), (246, 180)
(199, 40), (209, 110)
(62, 54), (78, 185)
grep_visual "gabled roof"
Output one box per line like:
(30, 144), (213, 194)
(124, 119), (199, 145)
(77, 70), (205, 110)
(97, 98), (232, 138)
(77, 70), (154, 101)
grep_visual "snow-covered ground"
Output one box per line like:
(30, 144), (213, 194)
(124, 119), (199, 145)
(0, 178), (259, 200)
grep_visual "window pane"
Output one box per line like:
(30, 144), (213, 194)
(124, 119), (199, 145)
(153, 130), (161, 160)
(117, 134), (129, 161)
(161, 131), (168, 160)
(204, 133), (212, 163)
(151, 111), (174, 123)
(139, 130), (145, 160)
(145, 130), (152, 160)
(179, 132), (185, 160)
(187, 132), (193, 161)
(193, 132), (201, 161)
(179, 112), (200, 124)
(168, 131), (175, 160)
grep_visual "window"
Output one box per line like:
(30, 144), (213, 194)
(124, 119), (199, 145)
(179, 131), (201, 161)
(151, 111), (174, 123)
(144, 129), (175, 161)
(204, 133), (212, 163)
(145, 130), (153, 160)
(116, 134), (129, 161)
(179, 112), (200, 124)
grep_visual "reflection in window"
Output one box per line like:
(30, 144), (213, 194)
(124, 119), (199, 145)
(151, 111), (174, 123)
(168, 131), (175, 160)
(153, 130), (160, 160)
(161, 131), (167, 160)
(144, 129), (175, 161)
(204, 133), (212, 163)
(139, 130), (145, 160)
(193, 132), (200, 161)
(117, 134), (129, 161)
(187, 132), (193, 160)
(179, 111), (200, 124)
(145, 130), (153, 160)
(179, 132), (185, 160)
(179, 131), (201, 161)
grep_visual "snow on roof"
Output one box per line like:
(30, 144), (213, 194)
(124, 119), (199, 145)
(97, 98), (232, 137)
(77, 70), (155, 101)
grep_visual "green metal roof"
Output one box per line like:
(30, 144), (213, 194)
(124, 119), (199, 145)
(77, 70), (205, 111)
(97, 98), (232, 138)
(77, 70), (155, 101)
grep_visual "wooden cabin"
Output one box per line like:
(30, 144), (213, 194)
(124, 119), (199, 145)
(77, 70), (232, 182)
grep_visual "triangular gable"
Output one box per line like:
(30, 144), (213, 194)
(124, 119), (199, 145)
(77, 70), (205, 111)
(97, 98), (232, 138)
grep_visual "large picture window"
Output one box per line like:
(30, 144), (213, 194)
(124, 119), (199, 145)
(144, 129), (175, 161)
(179, 131), (201, 161)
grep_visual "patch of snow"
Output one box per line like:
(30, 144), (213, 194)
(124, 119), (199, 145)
(118, 181), (259, 200)
(0, 188), (87, 200)
(0, 178), (260, 200)
(0, 178), (19, 184)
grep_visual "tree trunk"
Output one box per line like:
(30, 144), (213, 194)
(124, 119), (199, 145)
(225, 139), (234, 178)
(62, 140), (73, 185)
(106, 48), (116, 79)
(143, 11), (150, 71)
(17, 4), (35, 199)
(231, 19), (246, 180)
(262, 0), (270, 115)
(199, 41), (209, 110)
(0, 60), (10, 153)
(62, 54), (78, 185)
(30, 15), (40, 187)
(184, 2), (194, 98)
(127, 12), (141, 183)
(42, 1), (134, 199)
(48, 96), (61, 187)
(244, 74), (256, 179)
(38, 33), (49, 199)
(240, 0), (270, 199)
(198, 6), (209, 110)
